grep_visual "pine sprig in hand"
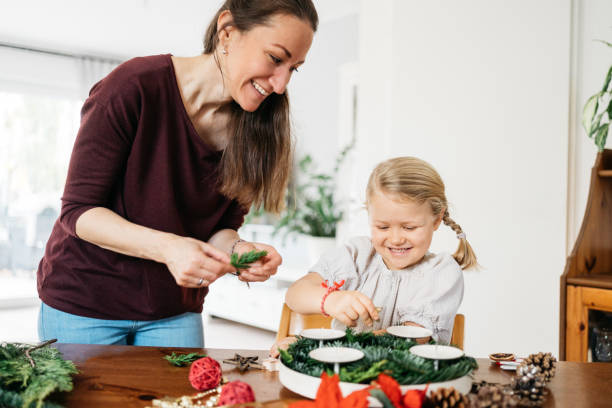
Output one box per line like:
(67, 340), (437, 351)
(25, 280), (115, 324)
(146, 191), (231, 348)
(230, 250), (268, 273)
(163, 352), (207, 367)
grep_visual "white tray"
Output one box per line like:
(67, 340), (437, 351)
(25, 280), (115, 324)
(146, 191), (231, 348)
(279, 359), (473, 405)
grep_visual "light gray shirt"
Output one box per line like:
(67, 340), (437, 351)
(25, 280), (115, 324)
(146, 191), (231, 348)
(310, 236), (464, 344)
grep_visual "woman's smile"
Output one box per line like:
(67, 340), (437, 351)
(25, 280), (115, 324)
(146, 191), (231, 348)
(251, 80), (269, 96)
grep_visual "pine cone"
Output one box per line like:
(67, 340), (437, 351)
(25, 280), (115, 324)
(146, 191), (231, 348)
(470, 381), (498, 394)
(520, 352), (557, 382)
(425, 387), (469, 408)
(511, 364), (548, 407)
(468, 384), (518, 408)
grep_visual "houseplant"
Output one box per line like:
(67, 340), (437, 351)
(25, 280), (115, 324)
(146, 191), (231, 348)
(273, 144), (353, 260)
(582, 40), (612, 151)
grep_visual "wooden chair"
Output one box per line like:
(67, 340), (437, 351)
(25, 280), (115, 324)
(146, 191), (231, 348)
(276, 302), (465, 349)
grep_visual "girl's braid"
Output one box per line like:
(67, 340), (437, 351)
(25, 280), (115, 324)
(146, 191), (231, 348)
(443, 209), (463, 236)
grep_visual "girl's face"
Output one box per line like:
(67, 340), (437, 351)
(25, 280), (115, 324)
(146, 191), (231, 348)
(220, 13), (314, 112)
(368, 190), (443, 270)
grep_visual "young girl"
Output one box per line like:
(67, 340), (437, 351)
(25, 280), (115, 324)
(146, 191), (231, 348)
(274, 157), (477, 354)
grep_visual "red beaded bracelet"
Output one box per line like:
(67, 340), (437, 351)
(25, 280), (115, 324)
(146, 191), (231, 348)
(320, 279), (345, 316)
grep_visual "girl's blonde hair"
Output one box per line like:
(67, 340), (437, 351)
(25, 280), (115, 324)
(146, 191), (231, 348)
(366, 157), (477, 270)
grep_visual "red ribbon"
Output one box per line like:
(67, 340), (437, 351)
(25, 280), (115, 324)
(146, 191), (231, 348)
(320, 280), (345, 316)
(321, 280), (345, 290)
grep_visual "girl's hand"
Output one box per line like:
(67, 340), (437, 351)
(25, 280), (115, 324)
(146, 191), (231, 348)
(403, 321), (431, 343)
(233, 241), (282, 283)
(323, 291), (379, 327)
(162, 236), (235, 288)
(269, 336), (297, 358)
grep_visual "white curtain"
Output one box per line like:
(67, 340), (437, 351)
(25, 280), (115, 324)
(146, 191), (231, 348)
(78, 56), (119, 100)
(0, 45), (120, 100)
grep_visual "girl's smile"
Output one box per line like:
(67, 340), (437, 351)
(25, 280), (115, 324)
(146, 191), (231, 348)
(368, 191), (443, 270)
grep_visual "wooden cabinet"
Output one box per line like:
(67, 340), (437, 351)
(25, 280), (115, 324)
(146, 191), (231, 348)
(560, 149), (612, 361)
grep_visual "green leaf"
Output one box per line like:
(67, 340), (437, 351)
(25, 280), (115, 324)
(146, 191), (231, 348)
(583, 93), (600, 135)
(596, 39), (612, 48)
(231, 249), (268, 270)
(163, 352), (207, 367)
(278, 348), (293, 364)
(369, 389), (396, 408)
(602, 65), (612, 93)
(594, 123), (609, 152)
(590, 111), (606, 140)
(341, 359), (387, 383)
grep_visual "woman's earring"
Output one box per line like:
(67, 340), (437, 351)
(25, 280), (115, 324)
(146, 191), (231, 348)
(222, 48), (227, 55)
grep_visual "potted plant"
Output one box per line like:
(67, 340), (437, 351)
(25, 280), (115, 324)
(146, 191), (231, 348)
(582, 40), (611, 151)
(274, 144), (353, 262)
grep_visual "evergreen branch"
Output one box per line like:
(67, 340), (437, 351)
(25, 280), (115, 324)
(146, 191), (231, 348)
(162, 352), (207, 367)
(282, 329), (476, 385)
(25, 340), (57, 368)
(0, 387), (64, 408)
(278, 349), (293, 365)
(230, 250), (268, 271)
(340, 359), (387, 383)
(0, 343), (78, 408)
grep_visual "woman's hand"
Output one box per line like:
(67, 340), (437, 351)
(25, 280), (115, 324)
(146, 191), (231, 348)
(163, 236), (235, 288)
(233, 241), (282, 283)
(323, 290), (379, 327)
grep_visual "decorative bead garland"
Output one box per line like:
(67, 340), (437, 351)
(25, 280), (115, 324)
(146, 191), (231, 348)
(149, 356), (257, 408)
(150, 386), (222, 408)
(149, 382), (256, 408)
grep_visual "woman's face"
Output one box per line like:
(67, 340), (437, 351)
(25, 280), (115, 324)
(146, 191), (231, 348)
(368, 191), (443, 270)
(220, 13), (314, 112)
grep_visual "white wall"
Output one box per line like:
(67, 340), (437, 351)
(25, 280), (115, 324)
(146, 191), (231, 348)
(290, 14), (359, 168)
(0, 1), (359, 60)
(352, 0), (571, 358)
(0, 1), (359, 169)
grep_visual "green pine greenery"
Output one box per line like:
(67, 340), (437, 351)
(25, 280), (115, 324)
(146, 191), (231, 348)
(230, 250), (268, 272)
(279, 329), (477, 385)
(274, 143), (353, 239)
(163, 352), (207, 367)
(0, 342), (78, 408)
(0, 388), (64, 408)
(583, 39), (612, 151)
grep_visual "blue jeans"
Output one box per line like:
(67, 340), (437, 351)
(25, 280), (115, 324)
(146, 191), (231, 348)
(38, 302), (204, 347)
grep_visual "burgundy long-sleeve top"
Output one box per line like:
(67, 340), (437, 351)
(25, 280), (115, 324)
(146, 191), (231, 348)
(37, 54), (246, 321)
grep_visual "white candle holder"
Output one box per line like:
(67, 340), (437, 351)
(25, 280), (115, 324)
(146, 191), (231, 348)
(299, 328), (346, 348)
(386, 325), (433, 342)
(308, 346), (365, 374)
(409, 344), (464, 371)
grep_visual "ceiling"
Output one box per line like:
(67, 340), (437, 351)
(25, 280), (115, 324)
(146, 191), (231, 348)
(0, 0), (359, 60)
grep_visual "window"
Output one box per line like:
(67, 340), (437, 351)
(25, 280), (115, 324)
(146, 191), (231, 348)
(0, 91), (81, 304)
(0, 46), (117, 342)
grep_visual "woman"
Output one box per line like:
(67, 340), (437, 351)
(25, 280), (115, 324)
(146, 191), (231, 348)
(37, 0), (318, 347)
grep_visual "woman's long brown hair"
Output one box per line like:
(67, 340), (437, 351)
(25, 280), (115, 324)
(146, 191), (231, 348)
(203, 0), (318, 213)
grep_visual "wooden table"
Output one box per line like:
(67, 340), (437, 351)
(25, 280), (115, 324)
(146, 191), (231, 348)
(52, 344), (612, 407)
